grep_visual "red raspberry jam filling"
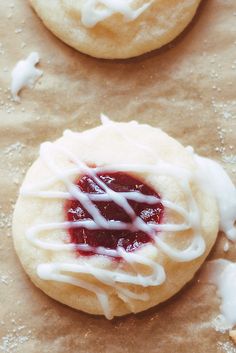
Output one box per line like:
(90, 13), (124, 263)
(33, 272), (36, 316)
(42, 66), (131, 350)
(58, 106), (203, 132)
(65, 172), (164, 256)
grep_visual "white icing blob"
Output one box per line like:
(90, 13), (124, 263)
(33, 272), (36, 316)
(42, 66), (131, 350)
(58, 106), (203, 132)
(223, 241), (230, 252)
(192, 152), (236, 241)
(11, 52), (43, 102)
(201, 259), (236, 331)
(80, 0), (151, 28)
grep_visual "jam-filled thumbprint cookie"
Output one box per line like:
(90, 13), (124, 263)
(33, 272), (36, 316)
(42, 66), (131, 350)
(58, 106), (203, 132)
(29, 0), (202, 59)
(13, 116), (236, 319)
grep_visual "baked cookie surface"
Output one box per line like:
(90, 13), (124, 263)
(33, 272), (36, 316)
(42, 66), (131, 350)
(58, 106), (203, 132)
(29, 0), (202, 59)
(13, 118), (219, 319)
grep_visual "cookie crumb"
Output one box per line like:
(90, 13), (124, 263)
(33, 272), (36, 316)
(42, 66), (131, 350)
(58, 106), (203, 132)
(229, 330), (236, 345)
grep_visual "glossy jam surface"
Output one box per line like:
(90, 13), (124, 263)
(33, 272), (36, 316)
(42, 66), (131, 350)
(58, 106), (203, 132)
(65, 172), (164, 256)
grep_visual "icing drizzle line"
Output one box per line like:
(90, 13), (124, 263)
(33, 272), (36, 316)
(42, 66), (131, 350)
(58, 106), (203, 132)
(20, 118), (208, 319)
(80, 0), (151, 28)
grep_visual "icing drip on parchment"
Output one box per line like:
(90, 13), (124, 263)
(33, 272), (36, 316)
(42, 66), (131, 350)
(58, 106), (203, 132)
(200, 259), (236, 331)
(80, 0), (151, 28)
(11, 52), (43, 102)
(185, 146), (236, 240)
(20, 117), (236, 319)
(193, 152), (236, 241)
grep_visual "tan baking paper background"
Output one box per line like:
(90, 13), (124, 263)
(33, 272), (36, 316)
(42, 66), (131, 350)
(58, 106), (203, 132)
(0, 0), (236, 352)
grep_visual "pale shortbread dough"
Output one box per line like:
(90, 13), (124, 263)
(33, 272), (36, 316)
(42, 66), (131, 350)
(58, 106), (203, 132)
(29, 0), (202, 59)
(12, 121), (219, 318)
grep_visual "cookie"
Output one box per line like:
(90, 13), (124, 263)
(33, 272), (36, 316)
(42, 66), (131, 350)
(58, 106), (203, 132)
(13, 117), (220, 319)
(29, 0), (202, 59)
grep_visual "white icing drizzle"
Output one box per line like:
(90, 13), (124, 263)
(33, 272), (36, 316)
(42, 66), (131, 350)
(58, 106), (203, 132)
(80, 0), (151, 28)
(22, 146), (204, 260)
(20, 118), (236, 319)
(200, 259), (236, 331)
(11, 52), (43, 102)
(186, 147), (236, 241)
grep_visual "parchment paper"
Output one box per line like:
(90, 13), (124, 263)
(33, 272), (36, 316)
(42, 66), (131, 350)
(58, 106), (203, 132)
(0, 0), (236, 352)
